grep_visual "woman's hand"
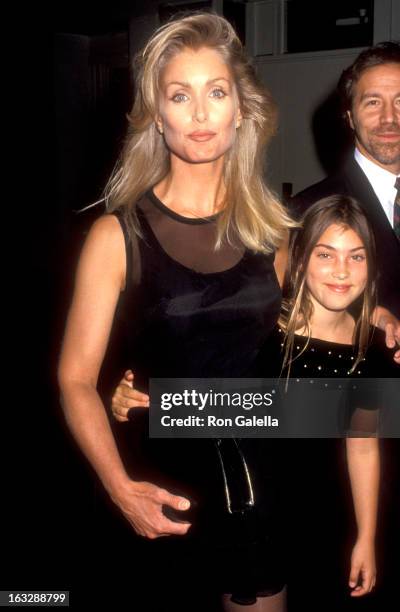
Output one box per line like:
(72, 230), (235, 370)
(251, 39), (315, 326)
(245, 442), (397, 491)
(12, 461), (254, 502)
(111, 370), (149, 422)
(111, 479), (191, 538)
(348, 538), (376, 597)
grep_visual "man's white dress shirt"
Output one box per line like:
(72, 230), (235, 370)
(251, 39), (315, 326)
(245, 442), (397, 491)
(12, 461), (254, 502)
(354, 148), (399, 228)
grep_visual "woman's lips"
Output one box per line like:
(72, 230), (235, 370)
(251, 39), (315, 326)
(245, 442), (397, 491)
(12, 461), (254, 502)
(325, 284), (352, 293)
(188, 131), (216, 142)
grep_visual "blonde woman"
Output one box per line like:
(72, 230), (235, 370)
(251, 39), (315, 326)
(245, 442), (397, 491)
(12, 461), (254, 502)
(58, 13), (295, 612)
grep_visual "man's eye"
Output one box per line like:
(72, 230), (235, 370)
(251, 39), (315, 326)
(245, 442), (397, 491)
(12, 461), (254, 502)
(365, 99), (379, 106)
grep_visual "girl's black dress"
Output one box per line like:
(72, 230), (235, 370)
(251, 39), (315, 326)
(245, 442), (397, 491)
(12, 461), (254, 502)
(255, 326), (399, 608)
(110, 190), (285, 605)
(257, 326), (399, 436)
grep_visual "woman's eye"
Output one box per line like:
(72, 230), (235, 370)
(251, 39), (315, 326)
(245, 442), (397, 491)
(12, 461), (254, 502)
(316, 252), (331, 259)
(351, 254), (366, 262)
(171, 93), (188, 103)
(210, 88), (226, 98)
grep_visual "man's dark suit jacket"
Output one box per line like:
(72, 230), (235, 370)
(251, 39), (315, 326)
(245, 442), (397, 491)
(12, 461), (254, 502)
(291, 154), (400, 318)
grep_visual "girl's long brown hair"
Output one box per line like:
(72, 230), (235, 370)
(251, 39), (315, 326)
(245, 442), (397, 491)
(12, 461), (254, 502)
(279, 195), (377, 376)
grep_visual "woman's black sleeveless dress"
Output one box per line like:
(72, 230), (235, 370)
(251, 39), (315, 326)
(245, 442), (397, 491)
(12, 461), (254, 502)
(110, 190), (285, 604)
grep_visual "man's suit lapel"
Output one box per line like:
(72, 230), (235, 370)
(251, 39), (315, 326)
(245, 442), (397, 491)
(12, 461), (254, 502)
(343, 156), (400, 263)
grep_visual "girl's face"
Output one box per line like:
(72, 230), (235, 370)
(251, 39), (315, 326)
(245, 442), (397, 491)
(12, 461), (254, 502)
(305, 224), (368, 312)
(156, 46), (242, 164)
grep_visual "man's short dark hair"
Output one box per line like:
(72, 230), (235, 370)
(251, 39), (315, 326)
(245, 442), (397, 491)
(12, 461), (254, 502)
(338, 41), (400, 116)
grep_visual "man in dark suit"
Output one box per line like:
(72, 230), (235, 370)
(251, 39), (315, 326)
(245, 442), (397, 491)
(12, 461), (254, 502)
(293, 42), (400, 321)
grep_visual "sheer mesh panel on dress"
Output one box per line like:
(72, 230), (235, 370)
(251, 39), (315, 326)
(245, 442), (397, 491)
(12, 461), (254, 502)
(136, 190), (245, 274)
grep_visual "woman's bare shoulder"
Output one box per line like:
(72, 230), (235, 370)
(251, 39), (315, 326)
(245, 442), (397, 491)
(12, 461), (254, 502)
(79, 213), (126, 290)
(88, 212), (123, 237)
(83, 213), (125, 249)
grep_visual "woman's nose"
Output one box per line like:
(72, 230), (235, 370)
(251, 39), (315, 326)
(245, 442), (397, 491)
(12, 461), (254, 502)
(193, 97), (208, 123)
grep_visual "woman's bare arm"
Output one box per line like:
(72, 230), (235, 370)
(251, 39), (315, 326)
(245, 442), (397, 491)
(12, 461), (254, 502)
(58, 215), (129, 495)
(58, 215), (191, 537)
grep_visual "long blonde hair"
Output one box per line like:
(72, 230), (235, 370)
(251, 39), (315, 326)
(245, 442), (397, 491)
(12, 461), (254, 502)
(102, 12), (295, 252)
(279, 196), (377, 375)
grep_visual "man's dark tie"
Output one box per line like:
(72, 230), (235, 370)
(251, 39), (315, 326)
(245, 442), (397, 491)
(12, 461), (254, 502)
(395, 177), (400, 239)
